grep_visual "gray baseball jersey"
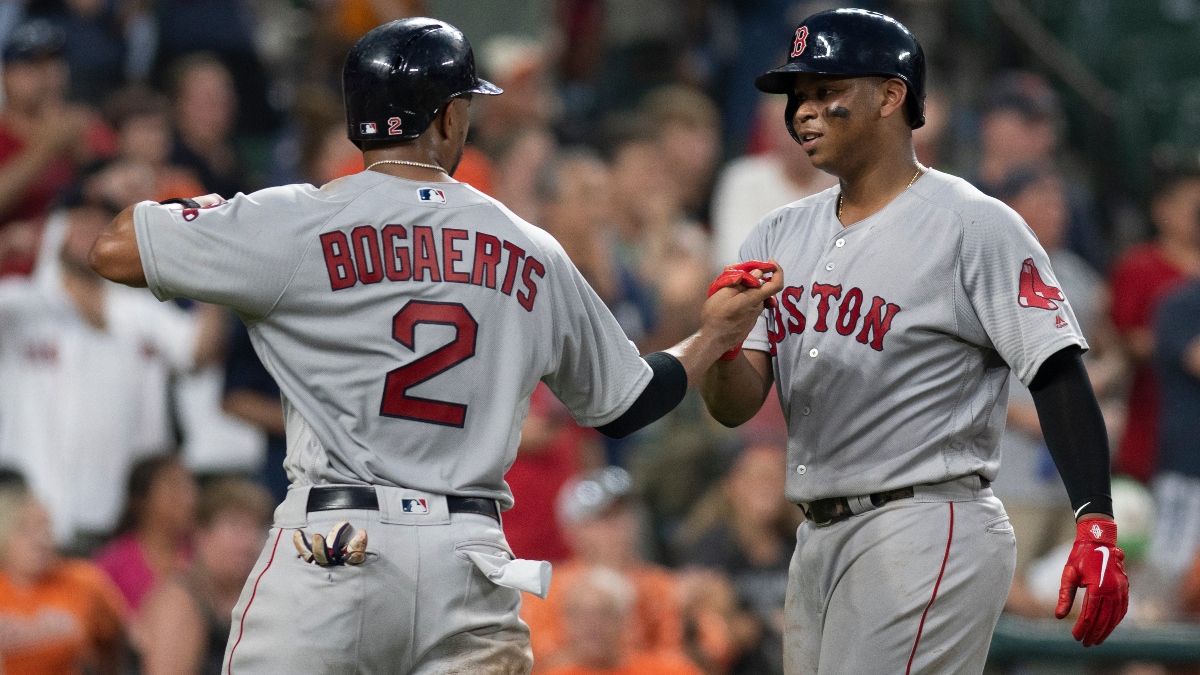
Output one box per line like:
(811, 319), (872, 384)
(133, 172), (651, 509)
(739, 169), (1087, 504)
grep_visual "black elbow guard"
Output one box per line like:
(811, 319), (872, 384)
(595, 352), (687, 439)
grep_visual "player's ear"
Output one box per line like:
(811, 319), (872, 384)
(878, 77), (908, 121)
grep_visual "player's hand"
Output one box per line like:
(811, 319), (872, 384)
(294, 521), (368, 566)
(703, 260), (783, 361)
(1055, 518), (1128, 646)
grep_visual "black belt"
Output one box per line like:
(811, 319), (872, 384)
(801, 477), (990, 528)
(306, 486), (499, 523)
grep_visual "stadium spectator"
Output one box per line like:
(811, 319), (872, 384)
(521, 467), (684, 672)
(968, 70), (1107, 271)
(136, 477), (273, 675)
(606, 116), (710, 351)
(492, 127), (557, 224)
(676, 444), (797, 675)
(0, 471), (126, 675)
(710, 95), (835, 266)
(36, 0), (126, 104)
(0, 20), (116, 277)
(538, 149), (656, 344)
(1148, 278), (1200, 594)
(504, 383), (601, 563)
(168, 54), (249, 198)
(540, 566), (703, 675)
(93, 455), (198, 613)
(642, 85), (721, 223)
(476, 36), (557, 155)
(1109, 171), (1200, 483)
(104, 87), (206, 202)
(222, 321), (290, 504)
(674, 568), (760, 675)
(991, 166), (1125, 617)
(0, 171), (221, 547)
(154, 0), (279, 136)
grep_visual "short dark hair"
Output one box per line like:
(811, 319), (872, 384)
(114, 454), (184, 535)
(103, 86), (171, 129)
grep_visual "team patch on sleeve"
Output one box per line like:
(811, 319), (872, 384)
(1017, 258), (1064, 310)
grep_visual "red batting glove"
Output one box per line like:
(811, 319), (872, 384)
(707, 261), (778, 361)
(1055, 518), (1129, 647)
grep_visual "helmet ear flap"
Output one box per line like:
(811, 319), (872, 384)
(905, 85), (925, 129)
(784, 93), (802, 144)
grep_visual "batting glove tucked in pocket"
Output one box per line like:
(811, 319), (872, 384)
(294, 521), (368, 566)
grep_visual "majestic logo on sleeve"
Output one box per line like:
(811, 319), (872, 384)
(767, 283), (902, 354)
(1018, 258), (1064, 310)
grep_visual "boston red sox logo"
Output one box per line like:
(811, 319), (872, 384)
(1018, 258), (1064, 310)
(791, 26), (809, 57)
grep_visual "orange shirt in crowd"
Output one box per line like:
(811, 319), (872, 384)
(0, 560), (126, 675)
(522, 560), (682, 670)
(541, 651), (704, 675)
(153, 168), (207, 204)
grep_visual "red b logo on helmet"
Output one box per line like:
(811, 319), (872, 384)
(791, 26), (809, 57)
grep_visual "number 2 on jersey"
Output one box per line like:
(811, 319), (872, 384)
(380, 301), (477, 427)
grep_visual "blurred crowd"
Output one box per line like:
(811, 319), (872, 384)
(0, 0), (1197, 674)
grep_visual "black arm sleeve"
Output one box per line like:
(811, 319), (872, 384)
(1028, 346), (1113, 518)
(595, 352), (687, 439)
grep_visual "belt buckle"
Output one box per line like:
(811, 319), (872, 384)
(800, 503), (836, 528)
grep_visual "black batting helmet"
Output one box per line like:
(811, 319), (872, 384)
(343, 18), (501, 147)
(755, 8), (926, 141)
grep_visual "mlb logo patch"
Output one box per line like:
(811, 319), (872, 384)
(402, 499), (429, 514)
(360, 122), (378, 135)
(418, 188), (447, 203)
(182, 208), (199, 221)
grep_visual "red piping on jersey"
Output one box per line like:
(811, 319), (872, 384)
(905, 502), (954, 675)
(228, 528), (283, 675)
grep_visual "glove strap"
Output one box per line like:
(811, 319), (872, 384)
(1075, 518), (1117, 546)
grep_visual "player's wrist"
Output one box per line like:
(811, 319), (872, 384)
(1074, 517), (1117, 545)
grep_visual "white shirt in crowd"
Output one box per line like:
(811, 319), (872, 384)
(0, 254), (198, 542)
(711, 153), (836, 267)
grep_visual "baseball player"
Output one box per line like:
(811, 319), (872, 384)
(87, 18), (779, 675)
(701, 9), (1129, 674)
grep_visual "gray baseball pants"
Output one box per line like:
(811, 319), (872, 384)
(222, 485), (533, 675)
(784, 476), (1017, 674)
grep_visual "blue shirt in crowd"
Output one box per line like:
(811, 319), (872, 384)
(1155, 280), (1200, 479)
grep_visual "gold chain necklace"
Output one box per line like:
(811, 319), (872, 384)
(365, 159), (447, 174)
(840, 165), (921, 220)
